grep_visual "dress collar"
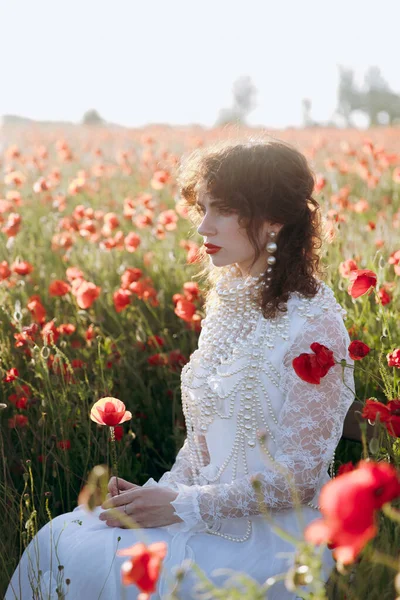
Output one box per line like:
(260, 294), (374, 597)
(213, 265), (265, 308)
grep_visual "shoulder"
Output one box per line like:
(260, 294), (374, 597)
(281, 281), (351, 365)
(287, 280), (348, 323)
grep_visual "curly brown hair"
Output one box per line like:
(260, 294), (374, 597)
(177, 136), (327, 319)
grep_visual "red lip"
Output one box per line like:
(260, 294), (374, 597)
(204, 243), (222, 249)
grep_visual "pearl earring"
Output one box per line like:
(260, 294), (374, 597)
(265, 231), (277, 283)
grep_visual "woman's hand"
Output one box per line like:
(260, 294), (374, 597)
(99, 486), (182, 528)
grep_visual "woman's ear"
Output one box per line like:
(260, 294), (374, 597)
(272, 224), (283, 235)
(267, 223), (283, 236)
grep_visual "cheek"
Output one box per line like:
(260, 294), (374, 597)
(236, 227), (252, 245)
(224, 217), (243, 238)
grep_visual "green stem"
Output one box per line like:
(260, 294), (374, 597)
(373, 288), (394, 347)
(382, 503), (400, 524)
(338, 361), (383, 388)
(369, 549), (399, 572)
(109, 427), (120, 495)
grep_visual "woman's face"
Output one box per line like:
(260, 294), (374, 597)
(196, 182), (282, 277)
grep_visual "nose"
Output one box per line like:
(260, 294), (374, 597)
(197, 214), (216, 238)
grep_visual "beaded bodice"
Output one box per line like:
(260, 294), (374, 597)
(158, 265), (354, 543)
(180, 266), (347, 484)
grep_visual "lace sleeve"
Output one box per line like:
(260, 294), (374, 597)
(171, 311), (355, 527)
(157, 435), (209, 490)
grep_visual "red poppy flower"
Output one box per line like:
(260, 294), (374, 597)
(66, 266), (84, 281)
(147, 335), (164, 349)
(11, 260), (34, 276)
(362, 398), (389, 423)
(183, 281), (200, 301)
(387, 349), (400, 368)
(305, 461), (400, 564)
(71, 359), (85, 369)
(120, 267), (142, 289)
(57, 323), (76, 335)
(150, 169), (170, 190)
(114, 425), (124, 441)
(124, 232), (141, 253)
(85, 324), (96, 345)
(57, 440), (71, 451)
(41, 320), (60, 345)
(174, 298), (197, 323)
(49, 280), (71, 297)
(90, 397), (132, 427)
(292, 342), (335, 384)
(348, 340), (371, 360)
(113, 288), (132, 313)
(8, 414), (28, 428)
(27, 295), (47, 324)
(75, 281), (101, 309)
(377, 287), (391, 306)
(338, 259), (358, 278)
(385, 400), (400, 437)
(117, 541), (168, 593)
(15, 396), (28, 409)
(362, 398), (400, 438)
(0, 261), (11, 280)
(337, 462), (356, 476)
(3, 367), (19, 382)
(147, 353), (169, 367)
(347, 269), (377, 299)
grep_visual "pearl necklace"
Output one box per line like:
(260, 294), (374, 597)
(180, 266), (345, 541)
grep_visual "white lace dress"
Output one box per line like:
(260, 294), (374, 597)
(5, 272), (355, 600)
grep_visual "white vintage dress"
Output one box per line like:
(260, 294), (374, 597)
(6, 268), (355, 600)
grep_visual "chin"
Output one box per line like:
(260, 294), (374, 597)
(208, 255), (231, 266)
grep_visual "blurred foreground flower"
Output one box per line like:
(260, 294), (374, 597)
(304, 460), (400, 565)
(78, 464), (110, 512)
(117, 541), (168, 598)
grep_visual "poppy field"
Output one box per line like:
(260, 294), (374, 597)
(1, 123), (400, 599)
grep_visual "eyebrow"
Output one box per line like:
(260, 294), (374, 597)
(196, 199), (219, 207)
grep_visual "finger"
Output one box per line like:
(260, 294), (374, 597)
(104, 518), (124, 528)
(100, 505), (128, 521)
(104, 489), (140, 509)
(108, 477), (117, 493)
(102, 509), (142, 528)
(109, 481), (123, 496)
(110, 479), (138, 496)
(102, 488), (135, 509)
(111, 478), (126, 494)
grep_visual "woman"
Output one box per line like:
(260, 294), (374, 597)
(6, 139), (355, 599)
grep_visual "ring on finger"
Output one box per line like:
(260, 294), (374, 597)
(124, 504), (127, 515)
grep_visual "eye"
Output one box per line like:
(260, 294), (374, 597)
(196, 204), (232, 216)
(218, 207), (233, 215)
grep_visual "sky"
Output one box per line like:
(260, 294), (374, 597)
(1, 0), (399, 129)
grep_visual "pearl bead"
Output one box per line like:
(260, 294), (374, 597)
(267, 256), (276, 265)
(266, 241), (277, 253)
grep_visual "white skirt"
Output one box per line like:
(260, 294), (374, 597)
(5, 495), (334, 600)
